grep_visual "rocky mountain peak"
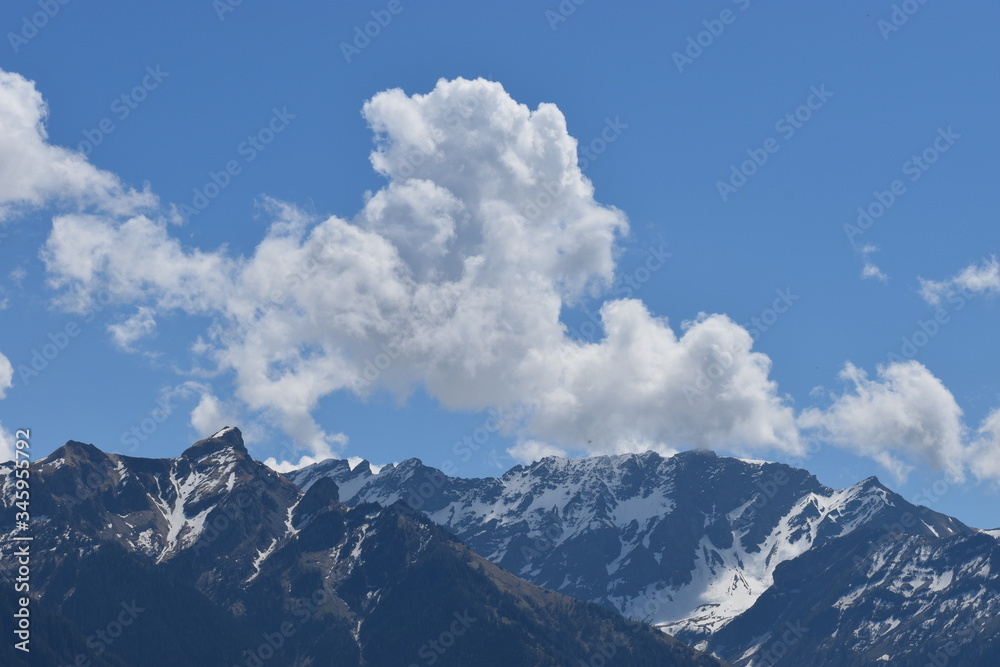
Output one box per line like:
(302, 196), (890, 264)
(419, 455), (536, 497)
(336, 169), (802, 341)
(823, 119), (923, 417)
(181, 426), (248, 460)
(42, 440), (108, 465)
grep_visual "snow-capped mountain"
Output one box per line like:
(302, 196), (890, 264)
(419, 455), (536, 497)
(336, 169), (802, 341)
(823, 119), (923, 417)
(0, 429), (721, 667)
(289, 449), (1000, 666)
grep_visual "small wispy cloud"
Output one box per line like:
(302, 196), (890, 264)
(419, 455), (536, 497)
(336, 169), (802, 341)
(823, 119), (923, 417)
(108, 306), (157, 351)
(859, 244), (888, 283)
(919, 256), (1000, 306)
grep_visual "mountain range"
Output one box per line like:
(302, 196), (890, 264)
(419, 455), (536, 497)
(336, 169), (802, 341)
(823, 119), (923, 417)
(0, 427), (721, 667)
(3, 427), (999, 665)
(289, 444), (1000, 666)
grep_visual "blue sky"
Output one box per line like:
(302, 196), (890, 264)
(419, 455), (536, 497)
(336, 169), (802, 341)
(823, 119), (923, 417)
(1, 1), (998, 528)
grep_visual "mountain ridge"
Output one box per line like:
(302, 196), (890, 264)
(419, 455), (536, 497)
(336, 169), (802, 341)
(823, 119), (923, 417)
(287, 444), (997, 665)
(4, 430), (999, 665)
(0, 428), (724, 667)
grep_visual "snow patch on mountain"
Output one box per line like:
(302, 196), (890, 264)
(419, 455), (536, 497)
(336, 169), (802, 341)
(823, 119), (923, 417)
(247, 537), (279, 583)
(151, 448), (243, 561)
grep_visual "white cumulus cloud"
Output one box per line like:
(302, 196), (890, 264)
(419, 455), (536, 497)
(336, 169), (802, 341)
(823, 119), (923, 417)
(0, 69), (154, 221)
(0, 350), (13, 400)
(0, 350), (15, 462)
(0, 424), (14, 464)
(35, 77), (803, 466)
(507, 440), (569, 464)
(189, 389), (241, 438)
(22, 72), (997, 484)
(920, 256), (1000, 306)
(799, 361), (968, 483)
(966, 409), (1000, 486)
(523, 302), (802, 456)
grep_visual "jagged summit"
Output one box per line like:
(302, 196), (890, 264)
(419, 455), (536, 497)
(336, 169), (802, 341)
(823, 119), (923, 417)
(41, 439), (107, 464)
(181, 425), (248, 460)
(350, 458), (374, 474)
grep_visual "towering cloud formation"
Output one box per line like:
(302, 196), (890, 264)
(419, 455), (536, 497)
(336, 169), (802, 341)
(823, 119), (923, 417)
(34, 77), (800, 464)
(2, 68), (997, 482)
